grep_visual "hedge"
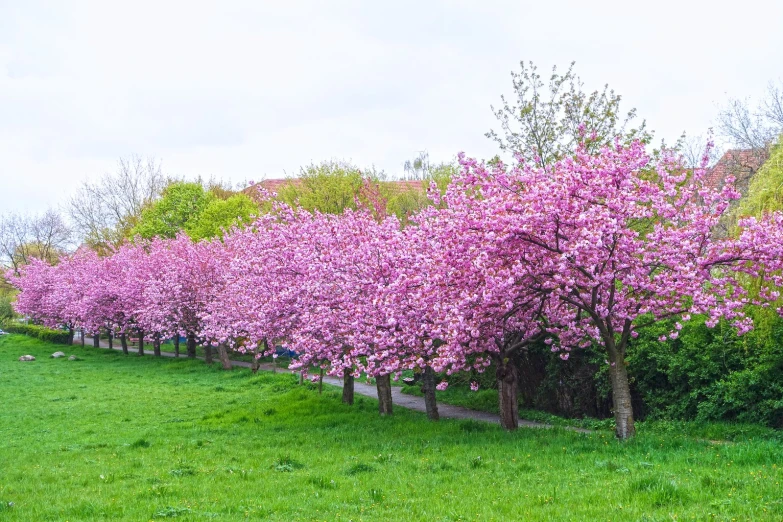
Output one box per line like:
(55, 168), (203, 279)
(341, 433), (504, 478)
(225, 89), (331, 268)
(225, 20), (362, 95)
(1, 322), (72, 345)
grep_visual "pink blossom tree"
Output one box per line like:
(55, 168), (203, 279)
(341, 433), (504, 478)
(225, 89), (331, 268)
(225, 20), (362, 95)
(447, 142), (783, 438)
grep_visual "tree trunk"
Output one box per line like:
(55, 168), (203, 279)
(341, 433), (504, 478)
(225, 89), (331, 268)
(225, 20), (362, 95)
(205, 345), (213, 365)
(422, 366), (440, 421)
(107, 329), (113, 350)
(80, 328), (85, 346)
(120, 332), (128, 355)
(68, 326), (75, 345)
(93, 333), (99, 348)
(153, 333), (161, 357)
(376, 374), (393, 416)
(173, 336), (180, 357)
(496, 357), (520, 430)
(319, 368), (324, 394)
(186, 333), (196, 358)
(342, 368), (355, 405)
(138, 330), (145, 356)
(608, 352), (636, 440)
(217, 343), (232, 370)
(251, 344), (260, 373)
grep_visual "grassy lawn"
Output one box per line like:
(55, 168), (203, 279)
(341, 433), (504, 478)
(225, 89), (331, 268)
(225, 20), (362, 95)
(1, 335), (782, 521)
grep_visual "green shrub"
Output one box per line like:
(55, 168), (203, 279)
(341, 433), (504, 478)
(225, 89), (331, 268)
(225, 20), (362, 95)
(627, 312), (783, 428)
(1, 322), (72, 345)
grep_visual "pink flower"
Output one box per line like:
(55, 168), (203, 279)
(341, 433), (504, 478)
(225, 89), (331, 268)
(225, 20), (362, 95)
(470, 381), (479, 392)
(436, 381), (448, 391)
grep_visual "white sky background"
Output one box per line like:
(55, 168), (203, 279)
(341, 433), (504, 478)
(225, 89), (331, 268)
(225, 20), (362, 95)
(1, 0), (782, 214)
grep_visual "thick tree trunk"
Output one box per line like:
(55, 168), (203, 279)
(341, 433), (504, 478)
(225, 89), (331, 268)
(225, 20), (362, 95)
(609, 352), (636, 440)
(496, 357), (520, 430)
(120, 332), (128, 355)
(67, 327), (75, 345)
(107, 329), (113, 350)
(93, 333), (100, 348)
(422, 366), (440, 421)
(376, 374), (393, 416)
(153, 333), (161, 357)
(186, 333), (196, 358)
(217, 343), (232, 370)
(80, 328), (85, 346)
(138, 330), (145, 356)
(205, 345), (213, 365)
(319, 368), (324, 394)
(173, 336), (180, 357)
(342, 368), (355, 405)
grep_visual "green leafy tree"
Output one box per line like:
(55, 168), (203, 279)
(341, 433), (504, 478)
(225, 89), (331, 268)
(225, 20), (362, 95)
(130, 182), (215, 239)
(185, 194), (259, 241)
(276, 161), (378, 215)
(274, 157), (454, 222)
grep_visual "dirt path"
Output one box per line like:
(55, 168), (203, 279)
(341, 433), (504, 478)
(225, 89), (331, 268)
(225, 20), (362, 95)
(81, 334), (588, 433)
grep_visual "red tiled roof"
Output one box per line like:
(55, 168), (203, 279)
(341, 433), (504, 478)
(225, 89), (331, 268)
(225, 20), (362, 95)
(704, 149), (766, 191)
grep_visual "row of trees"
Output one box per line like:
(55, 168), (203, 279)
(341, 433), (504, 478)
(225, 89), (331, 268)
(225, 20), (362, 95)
(10, 138), (783, 439)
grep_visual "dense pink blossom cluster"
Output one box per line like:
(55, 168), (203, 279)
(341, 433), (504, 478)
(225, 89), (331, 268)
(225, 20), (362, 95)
(9, 142), (783, 437)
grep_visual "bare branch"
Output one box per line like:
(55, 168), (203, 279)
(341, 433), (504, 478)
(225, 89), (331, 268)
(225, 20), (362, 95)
(68, 155), (166, 252)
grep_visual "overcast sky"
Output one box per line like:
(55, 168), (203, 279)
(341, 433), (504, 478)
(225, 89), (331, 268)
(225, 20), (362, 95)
(2, 0), (782, 214)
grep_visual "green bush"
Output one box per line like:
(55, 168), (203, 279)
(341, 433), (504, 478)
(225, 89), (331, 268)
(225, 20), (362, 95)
(627, 312), (783, 428)
(2, 322), (72, 345)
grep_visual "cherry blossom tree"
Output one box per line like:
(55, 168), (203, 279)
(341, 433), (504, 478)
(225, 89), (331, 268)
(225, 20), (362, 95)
(446, 141), (783, 438)
(9, 145), (783, 441)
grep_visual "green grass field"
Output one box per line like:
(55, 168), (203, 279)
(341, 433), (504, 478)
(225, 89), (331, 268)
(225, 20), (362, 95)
(1, 334), (782, 521)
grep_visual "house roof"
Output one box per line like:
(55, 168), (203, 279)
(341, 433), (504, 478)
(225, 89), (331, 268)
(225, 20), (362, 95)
(704, 149), (766, 191)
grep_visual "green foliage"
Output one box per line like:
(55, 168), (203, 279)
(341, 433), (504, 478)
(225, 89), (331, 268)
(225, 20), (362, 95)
(184, 194), (259, 241)
(275, 161), (372, 215)
(130, 182), (215, 239)
(627, 313), (783, 428)
(274, 159), (453, 222)
(129, 182), (260, 241)
(2, 334), (783, 520)
(406, 307), (783, 430)
(733, 137), (783, 221)
(2, 322), (71, 344)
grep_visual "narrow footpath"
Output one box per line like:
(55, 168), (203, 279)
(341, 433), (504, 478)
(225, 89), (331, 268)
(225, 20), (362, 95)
(83, 334), (588, 432)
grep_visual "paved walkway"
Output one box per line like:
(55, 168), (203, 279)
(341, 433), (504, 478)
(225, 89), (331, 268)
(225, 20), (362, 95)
(81, 334), (589, 433)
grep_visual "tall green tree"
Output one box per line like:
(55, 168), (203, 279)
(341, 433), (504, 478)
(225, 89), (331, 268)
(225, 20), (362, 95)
(130, 182), (215, 239)
(276, 161), (376, 215)
(131, 182), (260, 241)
